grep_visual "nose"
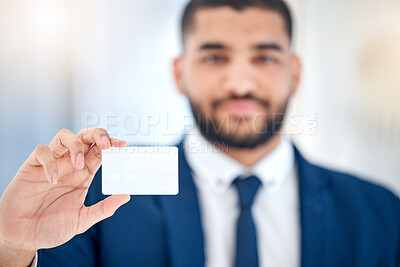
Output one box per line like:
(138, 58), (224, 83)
(222, 58), (257, 96)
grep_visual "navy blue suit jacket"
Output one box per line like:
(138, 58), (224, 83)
(38, 142), (400, 267)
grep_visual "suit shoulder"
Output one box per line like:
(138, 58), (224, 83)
(294, 146), (399, 207)
(313, 163), (400, 213)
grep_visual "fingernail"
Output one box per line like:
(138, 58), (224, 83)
(76, 153), (84, 168)
(51, 173), (58, 184)
(101, 135), (111, 148)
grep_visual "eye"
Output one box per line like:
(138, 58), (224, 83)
(202, 55), (227, 64)
(254, 55), (277, 64)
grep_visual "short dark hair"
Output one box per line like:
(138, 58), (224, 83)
(181, 0), (293, 44)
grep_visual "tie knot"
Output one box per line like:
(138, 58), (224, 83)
(233, 175), (261, 210)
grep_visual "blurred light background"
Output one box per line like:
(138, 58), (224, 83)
(0, 0), (399, 196)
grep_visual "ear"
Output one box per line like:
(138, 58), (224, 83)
(173, 56), (186, 95)
(290, 54), (302, 96)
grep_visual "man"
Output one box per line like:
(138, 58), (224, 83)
(0, 0), (399, 266)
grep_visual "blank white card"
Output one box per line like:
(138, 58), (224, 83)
(101, 146), (179, 195)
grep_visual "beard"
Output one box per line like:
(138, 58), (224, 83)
(189, 94), (289, 149)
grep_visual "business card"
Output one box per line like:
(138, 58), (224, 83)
(102, 146), (179, 195)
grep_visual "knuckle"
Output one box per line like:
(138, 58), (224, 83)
(58, 128), (72, 136)
(95, 128), (108, 136)
(77, 128), (90, 137)
(35, 144), (49, 152)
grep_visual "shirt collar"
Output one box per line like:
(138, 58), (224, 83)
(183, 127), (295, 194)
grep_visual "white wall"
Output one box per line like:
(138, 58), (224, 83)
(286, 0), (400, 195)
(0, 0), (72, 192)
(68, 0), (191, 144)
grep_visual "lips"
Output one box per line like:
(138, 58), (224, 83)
(218, 99), (261, 115)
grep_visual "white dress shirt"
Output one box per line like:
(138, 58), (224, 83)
(184, 127), (300, 267)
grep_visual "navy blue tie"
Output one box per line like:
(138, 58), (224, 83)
(233, 175), (262, 267)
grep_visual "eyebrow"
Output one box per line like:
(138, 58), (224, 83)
(199, 43), (230, 51)
(198, 42), (283, 52)
(252, 43), (282, 51)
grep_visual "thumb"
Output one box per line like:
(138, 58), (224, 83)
(78, 195), (131, 234)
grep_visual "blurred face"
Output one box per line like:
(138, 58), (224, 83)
(174, 7), (301, 148)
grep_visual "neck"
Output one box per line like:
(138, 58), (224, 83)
(217, 135), (282, 167)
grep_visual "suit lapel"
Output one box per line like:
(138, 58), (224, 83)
(158, 142), (205, 267)
(158, 142), (332, 267)
(294, 146), (330, 267)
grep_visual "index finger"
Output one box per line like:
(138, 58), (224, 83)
(77, 128), (114, 150)
(49, 129), (86, 169)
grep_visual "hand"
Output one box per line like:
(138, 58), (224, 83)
(0, 128), (130, 263)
